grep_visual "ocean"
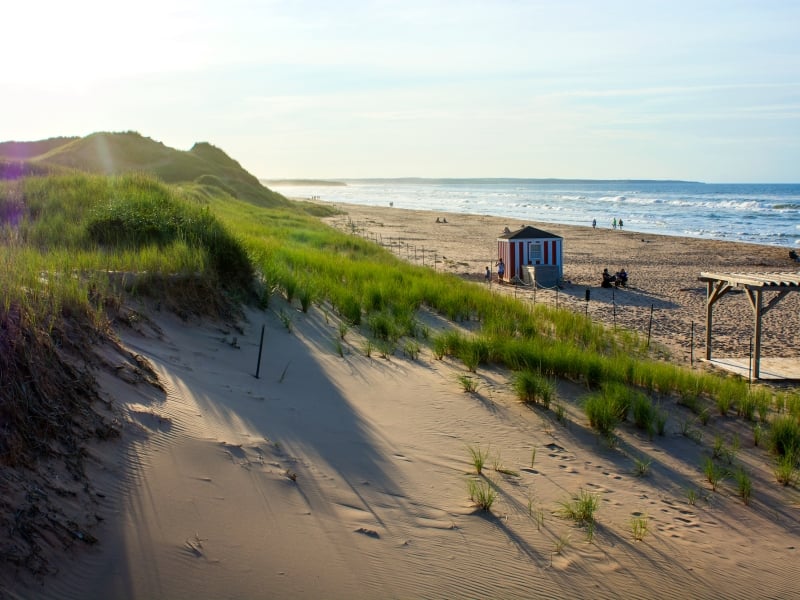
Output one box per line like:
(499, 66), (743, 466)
(269, 179), (800, 249)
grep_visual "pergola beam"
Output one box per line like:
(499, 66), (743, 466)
(699, 271), (800, 380)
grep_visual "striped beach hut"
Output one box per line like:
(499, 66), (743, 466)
(497, 225), (563, 287)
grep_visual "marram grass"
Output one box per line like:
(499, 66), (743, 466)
(4, 169), (800, 472)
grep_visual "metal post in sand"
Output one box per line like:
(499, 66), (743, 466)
(255, 324), (265, 379)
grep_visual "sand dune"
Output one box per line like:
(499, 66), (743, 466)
(9, 204), (800, 599)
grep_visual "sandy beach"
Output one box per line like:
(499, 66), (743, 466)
(323, 203), (800, 369)
(7, 203), (800, 599)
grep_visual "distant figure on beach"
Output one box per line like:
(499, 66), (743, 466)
(485, 266), (491, 282)
(615, 268), (628, 287)
(436, 217), (441, 223)
(496, 258), (505, 280)
(612, 218), (617, 229)
(592, 218), (596, 229)
(602, 268), (616, 288)
(618, 218), (624, 229)
(442, 217), (447, 223)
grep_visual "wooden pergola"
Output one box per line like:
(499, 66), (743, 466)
(698, 271), (800, 379)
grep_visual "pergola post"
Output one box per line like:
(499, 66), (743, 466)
(746, 288), (764, 380)
(705, 280), (713, 360)
(699, 271), (799, 380)
(704, 279), (732, 361)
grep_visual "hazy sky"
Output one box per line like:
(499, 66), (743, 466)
(3, 1), (799, 182)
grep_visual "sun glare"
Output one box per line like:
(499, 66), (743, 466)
(4, 0), (212, 87)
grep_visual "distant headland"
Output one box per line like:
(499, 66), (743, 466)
(261, 179), (347, 186)
(264, 177), (703, 186)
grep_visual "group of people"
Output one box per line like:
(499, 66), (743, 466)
(592, 218), (624, 229)
(602, 268), (628, 288)
(485, 258), (505, 282)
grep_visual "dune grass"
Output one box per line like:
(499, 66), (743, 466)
(3, 168), (799, 477)
(467, 444), (490, 475)
(467, 478), (497, 511)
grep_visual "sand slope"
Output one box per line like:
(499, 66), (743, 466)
(21, 293), (800, 600)
(8, 204), (800, 599)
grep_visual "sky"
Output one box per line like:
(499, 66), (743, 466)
(2, 1), (799, 182)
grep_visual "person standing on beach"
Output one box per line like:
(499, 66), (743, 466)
(485, 266), (491, 283)
(618, 218), (624, 229)
(496, 258), (505, 280)
(612, 218), (617, 229)
(592, 218), (596, 229)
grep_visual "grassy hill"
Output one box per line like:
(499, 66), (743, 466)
(0, 131), (291, 208)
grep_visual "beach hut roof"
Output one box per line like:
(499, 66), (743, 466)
(498, 225), (562, 240)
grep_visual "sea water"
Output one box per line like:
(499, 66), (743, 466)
(270, 180), (800, 249)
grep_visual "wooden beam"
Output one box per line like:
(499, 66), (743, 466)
(698, 272), (800, 379)
(705, 279), (733, 360)
(753, 289), (763, 379)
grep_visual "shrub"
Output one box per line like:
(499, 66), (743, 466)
(585, 392), (620, 439)
(737, 393), (757, 421)
(633, 456), (652, 477)
(654, 408), (668, 436)
(467, 444), (490, 475)
(631, 393), (656, 433)
(299, 285), (314, 312)
(403, 339), (421, 360)
(631, 514), (649, 541)
(457, 374), (479, 394)
(368, 311), (398, 341)
(734, 467), (752, 505)
(703, 457), (728, 491)
(336, 293), (361, 325)
(556, 489), (599, 526)
(458, 338), (490, 372)
(775, 455), (797, 486)
(513, 370), (556, 408)
(585, 382), (634, 438)
(467, 478), (497, 511)
(769, 415), (800, 460)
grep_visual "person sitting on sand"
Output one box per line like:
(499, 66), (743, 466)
(615, 268), (628, 287)
(602, 268), (616, 288)
(435, 217), (441, 223)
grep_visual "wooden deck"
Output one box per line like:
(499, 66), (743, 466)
(705, 357), (800, 381)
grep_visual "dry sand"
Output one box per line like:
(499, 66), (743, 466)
(7, 203), (800, 600)
(324, 203), (800, 369)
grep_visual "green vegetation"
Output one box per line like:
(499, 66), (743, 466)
(703, 457), (728, 492)
(734, 467), (752, 505)
(512, 370), (556, 408)
(467, 478), (497, 511)
(631, 514), (649, 541)
(467, 444), (490, 475)
(769, 415), (800, 462)
(633, 455), (652, 477)
(4, 131), (800, 512)
(457, 374), (480, 394)
(556, 489), (599, 526)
